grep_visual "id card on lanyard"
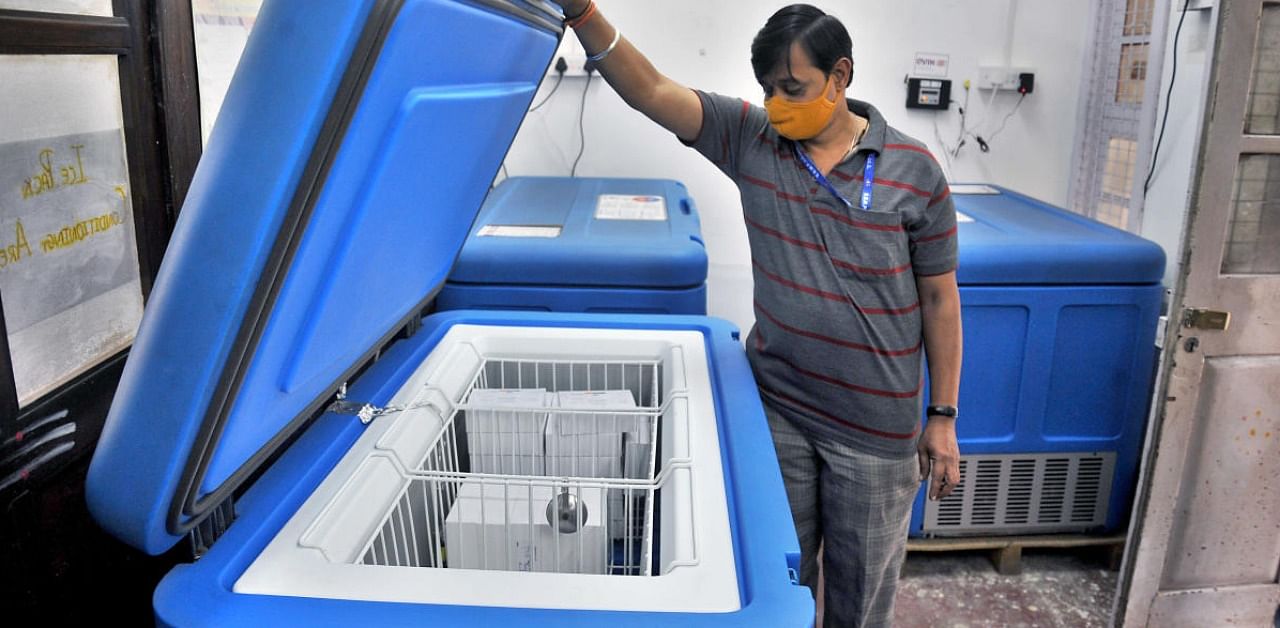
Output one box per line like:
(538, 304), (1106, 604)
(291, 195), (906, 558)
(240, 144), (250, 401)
(793, 141), (876, 211)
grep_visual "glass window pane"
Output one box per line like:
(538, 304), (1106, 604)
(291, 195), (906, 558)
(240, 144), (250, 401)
(0, 0), (111, 16)
(1223, 155), (1280, 274)
(192, 0), (264, 145)
(1095, 137), (1137, 230)
(1095, 199), (1129, 230)
(1123, 0), (1154, 37)
(1115, 43), (1150, 104)
(1103, 137), (1138, 198)
(0, 56), (144, 407)
(1246, 5), (1280, 134)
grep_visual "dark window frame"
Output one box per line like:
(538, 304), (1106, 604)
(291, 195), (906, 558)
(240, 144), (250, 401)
(0, 0), (200, 487)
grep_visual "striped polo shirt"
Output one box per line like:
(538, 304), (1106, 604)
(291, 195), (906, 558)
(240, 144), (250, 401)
(685, 91), (958, 458)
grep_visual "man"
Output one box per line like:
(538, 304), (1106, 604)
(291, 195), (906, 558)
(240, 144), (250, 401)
(549, 3), (962, 625)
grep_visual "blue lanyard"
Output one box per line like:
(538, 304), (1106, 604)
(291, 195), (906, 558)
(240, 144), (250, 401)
(793, 142), (876, 211)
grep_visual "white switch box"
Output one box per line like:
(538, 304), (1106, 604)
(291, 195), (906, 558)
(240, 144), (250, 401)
(977, 65), (1035, 91)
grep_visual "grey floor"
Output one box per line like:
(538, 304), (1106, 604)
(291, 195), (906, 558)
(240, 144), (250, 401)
(892, 549), (1118, 628)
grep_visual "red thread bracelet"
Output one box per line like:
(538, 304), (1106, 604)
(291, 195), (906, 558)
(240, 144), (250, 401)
(566, 1), (598, 29)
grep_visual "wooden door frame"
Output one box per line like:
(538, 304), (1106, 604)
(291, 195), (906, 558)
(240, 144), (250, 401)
(0, 0), (200, 493)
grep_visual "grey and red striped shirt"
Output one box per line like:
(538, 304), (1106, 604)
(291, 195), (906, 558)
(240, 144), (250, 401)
(685, 92), (957, 458)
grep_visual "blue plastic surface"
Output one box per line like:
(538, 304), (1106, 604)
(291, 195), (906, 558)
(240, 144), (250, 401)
(448, 177), (709, 288)
(87, 0), (558, 554)
(436, 282), (708, 314)
(910, 187), (1166, 535)
(149, 310), (813, 626)
(953, 186), (1166, 285)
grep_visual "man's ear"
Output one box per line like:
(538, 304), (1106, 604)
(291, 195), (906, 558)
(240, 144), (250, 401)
(834, 57), (854, 91)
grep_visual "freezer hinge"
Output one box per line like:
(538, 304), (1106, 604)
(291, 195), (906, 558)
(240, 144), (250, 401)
(189, 498), (235, 560)
(1181, 308), (1231, 331)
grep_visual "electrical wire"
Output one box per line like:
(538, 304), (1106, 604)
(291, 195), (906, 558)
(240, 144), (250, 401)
(985, 92), (1027, 143)
(933, 116), (956, 181)
(529, 72), (564, 112)
(953, 89), (970, 157)
(571, 71), (593, 177)
(1143, 0), (1193, 194)
(969, 83), (1001, 131)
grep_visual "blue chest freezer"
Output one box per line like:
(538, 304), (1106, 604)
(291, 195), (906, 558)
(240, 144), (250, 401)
(83, 0), (811, 624)
(912, 185), (1166, 537)
(438, 176), (709, 315)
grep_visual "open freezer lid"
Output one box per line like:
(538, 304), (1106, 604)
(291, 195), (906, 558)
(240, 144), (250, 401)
(86, 0), (563, 554)
(448, 177), (709, 288)
(953, 185), (1166, 285)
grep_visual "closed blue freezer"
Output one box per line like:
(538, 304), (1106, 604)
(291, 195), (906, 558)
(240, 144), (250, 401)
(912, 185), (1166, 537)
(438, 176), (709, 314)
(84, 0), (812, 624)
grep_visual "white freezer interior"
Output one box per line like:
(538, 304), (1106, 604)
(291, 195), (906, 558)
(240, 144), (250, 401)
(235, 324), (740, 613)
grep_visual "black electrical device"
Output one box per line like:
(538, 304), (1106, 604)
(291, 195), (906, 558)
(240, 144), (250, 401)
(906, 77), (951, 110)
(1018, 72), (1035, 94)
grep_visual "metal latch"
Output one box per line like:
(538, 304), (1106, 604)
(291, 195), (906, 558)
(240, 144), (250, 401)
(1182, 308), (1231, 331)
(328, 381), (402, 424)
(327, 400), (403, 424)
(326, 387), (450, 425)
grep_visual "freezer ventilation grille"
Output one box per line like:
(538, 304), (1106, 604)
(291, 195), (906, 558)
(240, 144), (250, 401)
(338, 355), (694, 577)
(922, 452), (1115, 535)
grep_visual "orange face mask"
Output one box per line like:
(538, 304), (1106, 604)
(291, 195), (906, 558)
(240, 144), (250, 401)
(765, 74), (839, 141)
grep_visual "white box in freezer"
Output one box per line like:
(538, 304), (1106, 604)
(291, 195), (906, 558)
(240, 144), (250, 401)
(465, 388), (550, 474)
(551, 390), (646, 439)
(545, 455), (620, 478)
(546, 390), (650, 480)
(445, 483), (606, 574)
(472, 454), (544, 476)
(466, 388), (551, 433)
(546, 432), (623, 458)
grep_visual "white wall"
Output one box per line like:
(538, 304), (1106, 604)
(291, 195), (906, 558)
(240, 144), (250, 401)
(504, 0), (1093, 333)
(1139, 3), (1217, 288)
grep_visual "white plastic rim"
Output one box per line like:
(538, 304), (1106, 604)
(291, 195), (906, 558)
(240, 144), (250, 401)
(234, 324), (740, 613)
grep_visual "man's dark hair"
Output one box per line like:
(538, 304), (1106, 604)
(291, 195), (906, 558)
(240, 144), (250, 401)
(750, 4), (853, 84)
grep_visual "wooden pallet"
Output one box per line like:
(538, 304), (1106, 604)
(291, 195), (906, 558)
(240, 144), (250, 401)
(906, 532), (1127, 575)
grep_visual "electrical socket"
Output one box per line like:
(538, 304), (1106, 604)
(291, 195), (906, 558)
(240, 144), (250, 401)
(550, 37), (591, 77)
(977, 65), (1035, 91)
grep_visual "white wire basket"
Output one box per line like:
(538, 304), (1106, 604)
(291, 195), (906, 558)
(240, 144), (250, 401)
(351, 357), (691, 577)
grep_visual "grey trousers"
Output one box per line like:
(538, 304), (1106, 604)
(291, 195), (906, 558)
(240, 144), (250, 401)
(765, 402), (920, 628)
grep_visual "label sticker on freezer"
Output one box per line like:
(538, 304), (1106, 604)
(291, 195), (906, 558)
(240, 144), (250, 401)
(477, 224), (562, 238)
(594, 194), (668, 221)
(949, 184), (1001, 195)
(956, 211), (975, 223)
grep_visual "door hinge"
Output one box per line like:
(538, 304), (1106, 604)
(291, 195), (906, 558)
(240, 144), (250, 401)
(1181, 308), (1231, 331)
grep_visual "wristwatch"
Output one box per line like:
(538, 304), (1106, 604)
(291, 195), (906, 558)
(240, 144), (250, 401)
(926, 405), (958, 419)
